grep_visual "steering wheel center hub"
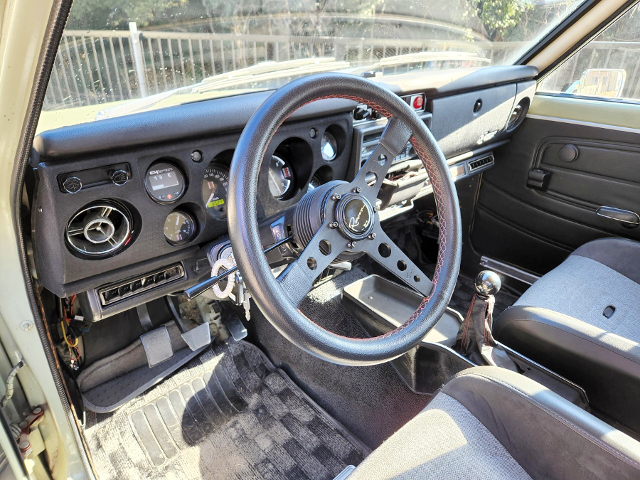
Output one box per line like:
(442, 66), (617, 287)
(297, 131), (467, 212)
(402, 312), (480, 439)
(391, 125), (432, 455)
(335, 193), (375, 240)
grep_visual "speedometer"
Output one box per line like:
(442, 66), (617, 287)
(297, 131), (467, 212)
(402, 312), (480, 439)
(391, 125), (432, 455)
(202, 164), (229, 220)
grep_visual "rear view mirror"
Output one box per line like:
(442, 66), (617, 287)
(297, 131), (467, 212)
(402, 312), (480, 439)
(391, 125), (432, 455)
(565, 69), (627, 98)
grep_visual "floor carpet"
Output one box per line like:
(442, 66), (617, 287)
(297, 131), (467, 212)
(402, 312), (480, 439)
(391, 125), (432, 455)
(250, 268), (435, 450)
(83, 340), (369, 480)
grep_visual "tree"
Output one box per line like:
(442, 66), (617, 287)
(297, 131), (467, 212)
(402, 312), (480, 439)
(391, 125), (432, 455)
(474, 0), (532, 42)
(65, 0), (181, 30)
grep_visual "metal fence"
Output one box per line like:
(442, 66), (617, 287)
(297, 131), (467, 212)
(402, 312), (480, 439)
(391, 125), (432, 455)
(44, 22), (640, 111)
(44, 23), (516, 110)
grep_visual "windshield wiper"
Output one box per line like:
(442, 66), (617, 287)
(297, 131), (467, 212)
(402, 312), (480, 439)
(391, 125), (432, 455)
(95, 57), (350, 120)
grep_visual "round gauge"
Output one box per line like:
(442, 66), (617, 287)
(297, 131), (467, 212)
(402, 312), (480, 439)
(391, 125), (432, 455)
(268, 155), (294, 199)
(321, 132), (338, 161)
(163, 211), (196, 245)
(202, 164), (229, 219)
(145, 162), (186, 204)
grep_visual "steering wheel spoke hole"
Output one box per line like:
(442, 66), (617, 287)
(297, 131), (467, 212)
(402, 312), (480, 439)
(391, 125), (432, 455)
(365, 172), (378, 187)
(307, 257), (317, 270)
(378, 243), (391, 258)
(378, 154), (387, 166)
(397, 260), (407, 271)
(319, 239), (331, 256)
(414, 275), (421, 283)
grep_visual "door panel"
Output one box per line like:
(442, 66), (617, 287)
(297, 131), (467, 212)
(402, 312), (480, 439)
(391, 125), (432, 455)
(539, 139), (640, 182)
(470, 95), (640, 276)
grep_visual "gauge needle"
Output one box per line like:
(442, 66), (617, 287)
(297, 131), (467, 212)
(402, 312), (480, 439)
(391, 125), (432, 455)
(206, 192), (216, 206)
(268, 171), (282, 193)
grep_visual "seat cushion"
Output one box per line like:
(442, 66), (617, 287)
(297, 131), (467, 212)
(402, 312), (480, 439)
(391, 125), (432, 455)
(494, 237), (640, 432)
(515, 241), (640, 343)
(347, 391), (531, 480)
(349, 367), (640, 480)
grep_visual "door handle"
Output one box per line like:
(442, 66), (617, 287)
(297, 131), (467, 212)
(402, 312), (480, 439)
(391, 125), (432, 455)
(596, 206), (640, 227)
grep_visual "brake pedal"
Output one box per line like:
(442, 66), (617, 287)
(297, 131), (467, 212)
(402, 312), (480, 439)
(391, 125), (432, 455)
(179, 322), (211, 351)
(166, 297), (211, 351)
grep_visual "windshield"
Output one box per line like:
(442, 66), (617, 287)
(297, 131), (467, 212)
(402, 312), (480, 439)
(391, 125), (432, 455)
(39, 0), (586, 131)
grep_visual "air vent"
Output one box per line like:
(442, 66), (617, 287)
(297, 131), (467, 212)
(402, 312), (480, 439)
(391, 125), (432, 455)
(98, 263), (185, 307)
(66, 201), (133, 258)
(468, 154), (494, 173)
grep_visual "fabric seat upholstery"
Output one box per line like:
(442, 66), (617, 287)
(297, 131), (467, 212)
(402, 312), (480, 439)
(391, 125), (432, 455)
(494, 237), (640, 432)
(348, 366), (640, 480)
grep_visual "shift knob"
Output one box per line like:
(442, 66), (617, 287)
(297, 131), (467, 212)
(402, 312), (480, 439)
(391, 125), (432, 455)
(475, 270), (501, 297)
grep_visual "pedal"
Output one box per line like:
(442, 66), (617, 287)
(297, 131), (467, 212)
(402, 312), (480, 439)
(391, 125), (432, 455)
(166, 297), (212, 351)
(140, 326), (173, 367)
(222, 312), (247, 341)
(179, 322), (211, 351)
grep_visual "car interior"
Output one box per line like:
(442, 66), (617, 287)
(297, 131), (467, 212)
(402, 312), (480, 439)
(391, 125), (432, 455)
(6, 0), (640, 478)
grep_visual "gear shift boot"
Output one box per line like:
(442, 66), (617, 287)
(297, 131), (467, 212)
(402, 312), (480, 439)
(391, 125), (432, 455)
(456, 270), (517, 371)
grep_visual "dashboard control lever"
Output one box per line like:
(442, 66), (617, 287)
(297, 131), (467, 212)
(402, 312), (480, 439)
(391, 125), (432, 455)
(184, 235), (292, 300)
(110, 169), (130, 186)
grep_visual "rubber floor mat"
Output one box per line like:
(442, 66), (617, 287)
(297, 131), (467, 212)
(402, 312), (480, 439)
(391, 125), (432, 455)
(83, 340), (370, 480)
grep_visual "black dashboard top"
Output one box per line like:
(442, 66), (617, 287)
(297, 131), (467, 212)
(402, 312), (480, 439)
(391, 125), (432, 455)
(33, 94), (357, 160)
(33, 66), (538, 161)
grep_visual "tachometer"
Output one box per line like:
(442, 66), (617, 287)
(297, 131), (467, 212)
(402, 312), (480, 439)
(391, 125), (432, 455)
(268, 155), (294, 199)
(202, 164), (229, 219)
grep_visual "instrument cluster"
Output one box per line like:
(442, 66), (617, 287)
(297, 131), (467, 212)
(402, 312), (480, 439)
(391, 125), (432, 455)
(143, 125), (348, 248)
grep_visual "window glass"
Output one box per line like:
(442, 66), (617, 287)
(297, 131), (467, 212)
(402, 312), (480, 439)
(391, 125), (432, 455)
(539, 2), (640, 101)
(40, 0), (586, 131)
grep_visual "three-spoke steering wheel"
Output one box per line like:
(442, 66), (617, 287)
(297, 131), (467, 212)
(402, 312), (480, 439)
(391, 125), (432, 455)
(228, 73), (461, 365)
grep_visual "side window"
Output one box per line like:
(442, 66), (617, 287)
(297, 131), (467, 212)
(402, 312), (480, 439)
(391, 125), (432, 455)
(539, 3), (640, 101)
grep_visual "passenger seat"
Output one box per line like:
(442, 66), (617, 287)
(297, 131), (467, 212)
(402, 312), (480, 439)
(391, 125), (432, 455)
(494, 237), (640, 434)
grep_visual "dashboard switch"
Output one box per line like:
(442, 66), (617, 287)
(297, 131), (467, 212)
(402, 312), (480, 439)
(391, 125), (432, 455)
(110, 169), (129, 186)
(62, 176), (83, 194)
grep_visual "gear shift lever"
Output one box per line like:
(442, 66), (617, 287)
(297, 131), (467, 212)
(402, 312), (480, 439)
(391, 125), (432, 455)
(474, 270), (501, 298)
(456, 270), (516, 370)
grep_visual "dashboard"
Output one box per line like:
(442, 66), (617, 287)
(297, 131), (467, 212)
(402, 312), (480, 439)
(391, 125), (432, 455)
(29, 66), (537, 321)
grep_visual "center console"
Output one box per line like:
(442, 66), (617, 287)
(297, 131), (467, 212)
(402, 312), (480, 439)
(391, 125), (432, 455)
(341, 273), (589, 408)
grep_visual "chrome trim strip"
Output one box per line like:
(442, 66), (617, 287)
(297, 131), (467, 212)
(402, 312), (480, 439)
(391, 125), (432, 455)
(480, 256), (540, 285)
(596, 206), (640, 226)
(526, 114), (640, 136)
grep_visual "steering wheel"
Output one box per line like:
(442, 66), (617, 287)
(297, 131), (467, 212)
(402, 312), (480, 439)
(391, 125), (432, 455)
(228, 73), (461, 366)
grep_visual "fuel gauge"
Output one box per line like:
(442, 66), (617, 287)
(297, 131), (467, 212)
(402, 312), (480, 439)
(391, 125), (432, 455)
(164, 211), (196, 245)
(268, 155), (294, 199)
